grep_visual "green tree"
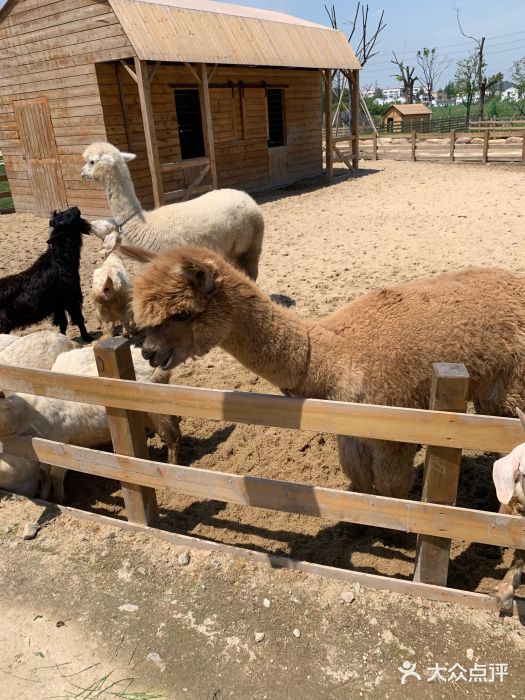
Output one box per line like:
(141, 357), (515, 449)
(454, 51), (478, 122)
(416, 47), (449, 104)
(511, 58), (525, 115)
(373, 86), (385, 100)
(485, 72), (504, 101)
(443, 81), (456, 100)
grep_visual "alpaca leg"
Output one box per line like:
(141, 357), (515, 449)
(53, 308), (68, 335)
(67, 303), (93, 342)
(369, 440), (417, 499)
(337, 436), (375, 494)
(39, 464), (53, 501)
(473, 368), (525, 418)
(495, 549), (525, 612)
(49, 465), (67, 504)
(235, 247), (260, 281)
(147, 412), (182, 463)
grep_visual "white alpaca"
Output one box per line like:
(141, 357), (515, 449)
(0, 345), (181, 503)
(0, 334), (18, 353)
(0, 331), (77, 497)
(92, 253), (134, 337)
(82, 142), (264, 280)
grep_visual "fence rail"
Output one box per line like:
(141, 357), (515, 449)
(359, 128), (525, 165)
(0, 339), (523, 613)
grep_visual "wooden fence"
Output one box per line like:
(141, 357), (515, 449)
(0, 158), (14, 215)
(0, 338), (524, 613)
(360, 129), (525, 164)
(470, 119), (525, 132)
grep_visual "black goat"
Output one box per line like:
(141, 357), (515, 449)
(0, 206), (93, 341)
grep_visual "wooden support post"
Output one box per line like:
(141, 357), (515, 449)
(522, 130), (525, 163)
(482, 128), (489, 164)
(324, 69), (333, 180)
(94, 338), (159, 526)
(413, 363), (469, 586)
(199, 63), (218, 190)
(411, 130), (417, 161)
(372, 131), (378, 161)
(350, 69), (360, 169)
(449, 129), (456, 163)
(135, 57), (164, 208)
(116, 62), (132, 152)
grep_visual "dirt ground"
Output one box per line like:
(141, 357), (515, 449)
(1, 159), (525, 696)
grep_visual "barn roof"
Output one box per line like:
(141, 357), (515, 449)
(107, 0), (361, 69)
(388, 104), (432, 116)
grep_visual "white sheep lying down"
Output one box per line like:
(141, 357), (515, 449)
(0, 331), (77, 497)
(0, 344), (181, 503)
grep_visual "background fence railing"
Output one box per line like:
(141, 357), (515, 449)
(0, 338), (523, 613)
(0, 157), (14, 215)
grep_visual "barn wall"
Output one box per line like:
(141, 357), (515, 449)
(97, 63), (322, 204)
(0, 0), (134, 216)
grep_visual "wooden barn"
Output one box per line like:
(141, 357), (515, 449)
(0, 0), (360, 217)
(383, 104), (432, 133)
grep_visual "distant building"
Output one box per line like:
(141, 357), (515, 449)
(362, 86), (403, 103)
(502, 86), (519, 101)
(382, 103), (432, 132)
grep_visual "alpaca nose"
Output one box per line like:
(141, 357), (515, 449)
(142, 346), (155, 362)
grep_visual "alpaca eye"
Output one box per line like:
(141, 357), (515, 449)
(171, 310), (192, 322)
(90, 159), (95, 165)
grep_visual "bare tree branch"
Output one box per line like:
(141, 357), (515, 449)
(325, 3), (386, 68)
(391, 51), (418, 103)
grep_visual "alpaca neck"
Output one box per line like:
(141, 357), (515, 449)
(220, 279), (332, 397)
(102, 165), (143, 225)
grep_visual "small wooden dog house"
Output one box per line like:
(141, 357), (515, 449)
(0, 0), (360, 217)
(383, 104), (432, 133)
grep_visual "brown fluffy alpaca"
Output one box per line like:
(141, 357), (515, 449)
(125, 245), (525, 498)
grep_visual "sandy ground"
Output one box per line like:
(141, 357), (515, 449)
(1, 495), (525, 700)
(1, 159), (525, 695)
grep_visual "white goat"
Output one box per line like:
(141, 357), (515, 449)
(492, 408), (525, 611)
(82, 142), (264, 280)
(0, 331), (77, 497)
(0, 345), (181, 503)
(92, 252), (134, 337)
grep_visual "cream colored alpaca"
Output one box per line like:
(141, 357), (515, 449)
(81, 142), (264, 280)
(92, 252), (134, 337)
(124, 245), (525, 499)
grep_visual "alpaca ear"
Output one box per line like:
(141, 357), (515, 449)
(493, 448), (522, 504)
(121, 152), (137, 162)
(182, 260), (220, 296)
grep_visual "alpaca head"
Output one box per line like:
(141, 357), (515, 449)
(48, 206), (91, 243)
(492, 407), (525, 506)
(81, 142), (136, 182)
(93, 272), (118, 303)
(128, 246), (230, 371)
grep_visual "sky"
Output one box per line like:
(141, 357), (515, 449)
(2, 0), (525, 90)
(236, 0), (525, 90)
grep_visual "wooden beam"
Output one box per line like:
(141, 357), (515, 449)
(2, 434), (525, 550)
(181, 163), (211, 202)
(134, 57), (164, 208)
(414, 364), (470, 585)
(372, 131), (378, 161)
(119, 59), (137, 83)
(3, 490), (524, 614)
(185, 62), (201, 84)
(521, 129), (525, 163)
(350, 69), (360, 169)
(148, 61), (160, 85)
(207, 63), (218, 81)
(115, 62), (132, 151)
(324, 69), (333, 180)
(411, 130), (417, 161)
(160, 156), (210, 174)
(199, 62), (218, 189)
(94, 338), (159, 526)
(449, 129), (456, 163)
(0, 364), (525, 454)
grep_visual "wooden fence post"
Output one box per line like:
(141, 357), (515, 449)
(413, 363), (469, 586)
(449, 129), (456, 163)
(95, 337), (159, 525)
(482, 128), (489, 164)
(411, 130), (417, 162)
(372, 132), (378, 161)
(522, 130), (525, 163)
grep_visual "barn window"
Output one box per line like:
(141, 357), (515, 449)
(266, 89), (285, 148)
(174, 89), (205, 160)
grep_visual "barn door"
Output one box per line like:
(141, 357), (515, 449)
(13, 98), (67, 217)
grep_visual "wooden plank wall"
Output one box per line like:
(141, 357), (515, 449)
(97, 63), (322, 205)
(0, 0), (134, 216)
